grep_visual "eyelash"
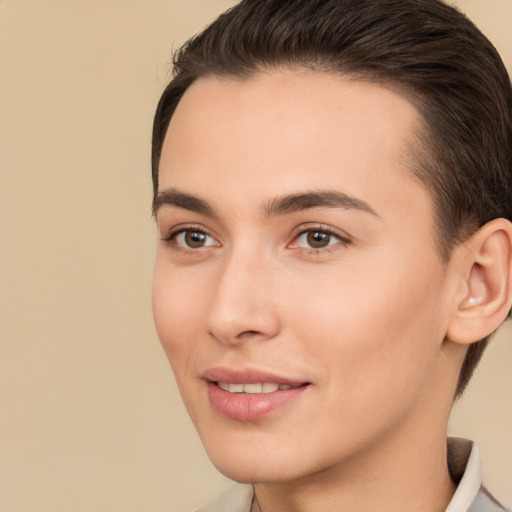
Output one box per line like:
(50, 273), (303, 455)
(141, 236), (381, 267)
(161, 225), (351, 254)
(161, 226), (218, 252)
(290, 225), (351, 254)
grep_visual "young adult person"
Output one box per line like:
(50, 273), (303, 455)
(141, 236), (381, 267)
(150, 1), (512, 510)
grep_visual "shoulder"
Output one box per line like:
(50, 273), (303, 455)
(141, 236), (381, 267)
(195, 484), (254, 512)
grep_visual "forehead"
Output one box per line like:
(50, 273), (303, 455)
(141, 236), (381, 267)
(165, 69), (420, 151)
(159, 69), (433, 230)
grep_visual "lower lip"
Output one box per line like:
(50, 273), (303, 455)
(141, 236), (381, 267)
(207, 382), (308, 421)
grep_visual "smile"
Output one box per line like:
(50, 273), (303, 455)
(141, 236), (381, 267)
(216, 382), (294, 393)
(202, 367), (310, 420)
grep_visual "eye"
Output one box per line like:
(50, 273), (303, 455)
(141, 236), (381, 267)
(290, 228), (349, 250)
(166, 229), (220, 249)
(301, 230), (335, 249)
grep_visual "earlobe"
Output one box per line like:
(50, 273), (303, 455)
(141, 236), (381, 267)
(447, 218), (512, 345)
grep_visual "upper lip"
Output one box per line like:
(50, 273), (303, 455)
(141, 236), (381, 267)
(202, 366), (309, 387)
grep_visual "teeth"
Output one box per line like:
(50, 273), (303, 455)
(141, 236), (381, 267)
(217, 382), (294, 394)
(243, 383), (262, 393)
(229, 383), (244, 393)
(262, 383), (279, 393)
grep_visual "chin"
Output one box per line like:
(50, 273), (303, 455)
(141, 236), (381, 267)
(211, 457), (301, 484)
(203, 441), (278, 482)
(213, 463), (264, 484)
(200, 431), (326, 484)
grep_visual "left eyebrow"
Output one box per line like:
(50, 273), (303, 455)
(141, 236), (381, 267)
(264, 190), (380, 218)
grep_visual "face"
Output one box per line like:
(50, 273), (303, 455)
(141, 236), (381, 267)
(152, 70), (456, 483)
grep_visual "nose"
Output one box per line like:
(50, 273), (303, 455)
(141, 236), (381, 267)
(206, 250), (281, 345)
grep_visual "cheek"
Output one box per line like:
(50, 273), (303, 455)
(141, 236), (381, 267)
(152, 262), (213, 430)
(151, 261), (206, 372)
(288, 255), (446, 402)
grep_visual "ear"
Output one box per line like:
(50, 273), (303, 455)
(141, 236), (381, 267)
(447, 218), (512, 345)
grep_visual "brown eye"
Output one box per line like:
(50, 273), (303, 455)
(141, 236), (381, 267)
(306, 231), (332, 248)
(290, 228), (348, 251)
(185, 231), (207, 248)
(170, 229), (219, 249)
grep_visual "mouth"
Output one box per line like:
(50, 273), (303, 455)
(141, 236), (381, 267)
(215, 382), (302, 393)
(203, 367), (310, 421)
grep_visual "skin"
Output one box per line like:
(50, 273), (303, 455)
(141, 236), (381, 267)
(152, 69), (466, 511)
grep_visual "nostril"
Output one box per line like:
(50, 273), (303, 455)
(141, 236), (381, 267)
(236, 329), (267, 340)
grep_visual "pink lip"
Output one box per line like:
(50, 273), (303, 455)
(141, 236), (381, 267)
(202, 367), (306, 386)
(203, 367), (310, 421)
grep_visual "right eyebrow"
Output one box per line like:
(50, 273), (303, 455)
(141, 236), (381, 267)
(153, 188), (216, 217)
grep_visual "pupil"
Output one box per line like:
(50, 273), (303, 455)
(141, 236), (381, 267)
(307, 231), (330, 248)
(185, 231), (206, 247)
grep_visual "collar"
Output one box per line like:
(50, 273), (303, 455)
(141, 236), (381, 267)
(446, 437), (482, 512)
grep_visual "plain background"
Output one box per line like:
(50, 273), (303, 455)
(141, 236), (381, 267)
(0, 1), (511, 510)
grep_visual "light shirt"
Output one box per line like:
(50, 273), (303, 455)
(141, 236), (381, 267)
(196, 438), (509, 512)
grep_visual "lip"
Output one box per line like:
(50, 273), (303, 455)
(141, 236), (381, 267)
(203, 366), (310, 421)
(202, 367), (307, 387)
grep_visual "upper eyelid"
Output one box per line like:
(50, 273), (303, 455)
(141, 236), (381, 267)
(291, 224), (351, 241)
(295, 226), (341, 237)
(161, 223), (215, 238)
(155, 208), (227, 236)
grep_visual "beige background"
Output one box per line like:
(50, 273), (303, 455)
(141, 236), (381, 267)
(0, 1), (510, 511)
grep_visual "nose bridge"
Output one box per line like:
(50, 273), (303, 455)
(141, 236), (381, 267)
(206, 243), (280, 344)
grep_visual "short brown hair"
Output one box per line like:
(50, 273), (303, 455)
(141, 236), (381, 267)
(152, 0), (512, 397)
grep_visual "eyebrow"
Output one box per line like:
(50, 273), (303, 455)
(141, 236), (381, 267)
(153, 188), (216, 217)
(153, 188), (379, 219)
(264, 190), (379, 218)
